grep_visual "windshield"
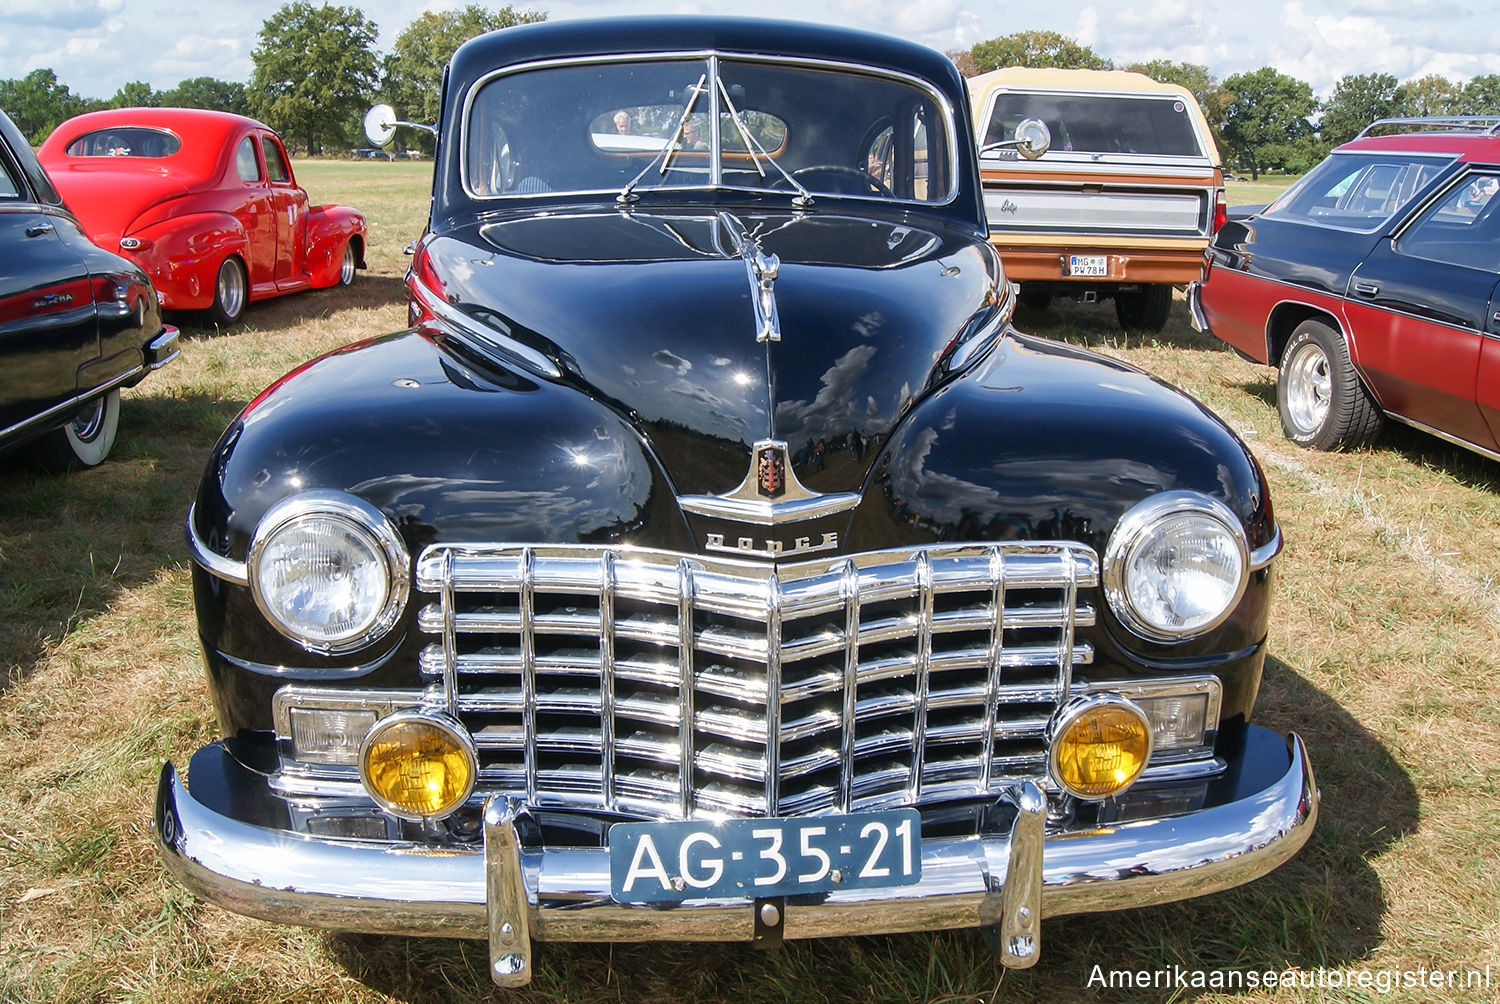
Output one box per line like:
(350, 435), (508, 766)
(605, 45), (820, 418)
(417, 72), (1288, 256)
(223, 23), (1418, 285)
(464, 54), (953, 205)
(980, 92), (1205, 159)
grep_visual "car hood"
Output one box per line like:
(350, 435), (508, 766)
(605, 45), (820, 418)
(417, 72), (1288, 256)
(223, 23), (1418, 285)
(45, 166), (192, 247)
(420, 207), (1003, 499)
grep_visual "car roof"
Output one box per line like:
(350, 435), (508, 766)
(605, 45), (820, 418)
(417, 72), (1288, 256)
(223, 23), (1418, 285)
(1338, 130), (1500, 160)
(39, 107), (272, 180)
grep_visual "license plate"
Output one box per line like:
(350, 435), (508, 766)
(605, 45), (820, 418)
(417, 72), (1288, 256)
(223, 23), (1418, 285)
(609, 809), (921, 903)
(1068, 254), (1108, 277)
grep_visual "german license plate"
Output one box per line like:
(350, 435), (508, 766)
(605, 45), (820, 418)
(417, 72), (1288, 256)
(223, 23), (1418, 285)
(1068, 254), (1108, 277)
(609, 809), (921, 903)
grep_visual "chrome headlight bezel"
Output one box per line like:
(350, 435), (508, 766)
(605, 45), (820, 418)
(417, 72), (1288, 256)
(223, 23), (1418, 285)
(1102, 491), (1250, 643)
(246, 491), (410, 656)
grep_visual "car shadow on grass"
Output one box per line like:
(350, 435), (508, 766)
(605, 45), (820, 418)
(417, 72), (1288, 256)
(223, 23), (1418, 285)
(324, 657), (1416, 1004)
(0, 390), (245, 691)
(167, 273), (410, 339)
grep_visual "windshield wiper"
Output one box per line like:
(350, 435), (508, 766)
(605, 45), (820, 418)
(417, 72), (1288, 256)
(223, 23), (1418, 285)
(716, 76), (814, 208)
(617, 74), (708, 206)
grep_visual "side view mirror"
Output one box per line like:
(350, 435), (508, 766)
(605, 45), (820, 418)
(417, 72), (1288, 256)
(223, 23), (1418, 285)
(978, 117), (1052, 161)
(364, 104), (437, 147)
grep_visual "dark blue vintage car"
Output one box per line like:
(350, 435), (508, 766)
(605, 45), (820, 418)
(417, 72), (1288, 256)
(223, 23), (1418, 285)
(157, 17), (1314, 986)
(0, 108), (177, 468)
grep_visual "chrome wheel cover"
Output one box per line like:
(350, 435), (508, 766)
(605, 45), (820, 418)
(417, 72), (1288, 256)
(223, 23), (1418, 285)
(1284, 342), (1331, 435)
(340, 243), (356, 284)
(69, 398), (107, 443)
(217, 260), (246, 319)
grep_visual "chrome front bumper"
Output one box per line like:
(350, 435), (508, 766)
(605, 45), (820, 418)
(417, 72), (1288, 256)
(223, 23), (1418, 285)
(154, 729), (1316, 987)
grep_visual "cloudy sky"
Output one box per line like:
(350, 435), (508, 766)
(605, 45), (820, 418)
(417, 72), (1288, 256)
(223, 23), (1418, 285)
(1, 0), (1494, 102)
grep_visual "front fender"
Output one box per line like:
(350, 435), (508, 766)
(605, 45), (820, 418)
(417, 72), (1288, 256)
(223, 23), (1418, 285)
(305, 204), (367, 287)
(190, 326), (692, 732)
(125, 211), (248, 311)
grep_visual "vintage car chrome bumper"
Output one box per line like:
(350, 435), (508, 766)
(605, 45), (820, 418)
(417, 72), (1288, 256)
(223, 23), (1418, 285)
(1186, 280), (1209, 332)
(154, 729), (1315, 987)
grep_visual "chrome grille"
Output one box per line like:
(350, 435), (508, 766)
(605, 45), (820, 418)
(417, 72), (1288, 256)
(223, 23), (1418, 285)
(415, 543), (1097, 820)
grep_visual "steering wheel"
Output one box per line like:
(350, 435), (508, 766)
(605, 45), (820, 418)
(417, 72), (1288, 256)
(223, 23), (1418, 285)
(785, 164), (895, 198)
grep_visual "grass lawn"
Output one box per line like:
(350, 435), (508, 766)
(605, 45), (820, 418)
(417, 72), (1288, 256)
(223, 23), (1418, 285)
(1, 160), (1497, 1003)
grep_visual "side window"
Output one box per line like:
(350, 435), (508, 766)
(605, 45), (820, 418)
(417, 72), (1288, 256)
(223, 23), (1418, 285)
(1265, 152), (1453, 230)
(261, 137), (290, 184)
(0, 156), (21, 199)
(236, 137), (261, 182)
(1397, 172), (1500, 270)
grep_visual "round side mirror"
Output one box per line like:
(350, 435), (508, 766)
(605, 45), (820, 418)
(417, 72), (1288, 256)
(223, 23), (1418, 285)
(364, 105), (398, 148)
(1015, 118), (1051, 160)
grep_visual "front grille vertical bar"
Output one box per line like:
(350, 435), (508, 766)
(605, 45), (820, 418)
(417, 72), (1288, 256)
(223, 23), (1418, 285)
(980, 545), (1006, 790)
(837, 559), (860, 813)
(676, 559), (696, 819)
(764, 571), (783, 816)
(519, 547), (538, 805)
(440, 548), (459, 717)
(909, 551), (933, 802)
(1058, 548), (1079, 700)
(599, 552), (617, 812)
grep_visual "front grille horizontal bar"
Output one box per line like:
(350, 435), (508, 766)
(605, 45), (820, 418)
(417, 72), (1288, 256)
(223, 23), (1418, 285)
(417, 541), (1097, 820)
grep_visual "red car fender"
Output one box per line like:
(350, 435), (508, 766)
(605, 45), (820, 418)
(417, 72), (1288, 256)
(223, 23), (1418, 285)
(304, 205), (367, 288)
(124, 211), (248, 311)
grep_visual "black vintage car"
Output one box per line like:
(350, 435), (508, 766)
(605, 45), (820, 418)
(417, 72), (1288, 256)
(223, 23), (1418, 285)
(0, 108), (178, 467)
(158, 18), (1315, 986)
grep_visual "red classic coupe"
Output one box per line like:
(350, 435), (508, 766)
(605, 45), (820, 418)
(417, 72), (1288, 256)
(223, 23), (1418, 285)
(39, 108), (366, 325)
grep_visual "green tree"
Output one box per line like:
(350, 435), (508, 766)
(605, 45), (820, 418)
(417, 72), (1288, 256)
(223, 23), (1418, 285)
(110, 81), (160, 109)
(968, 31), (1112, 74)
(1398, 74), (1461, 117)
(1458, 74), (1500, 115)
(1220, 67), (1320, 179)
(1318, 73), (1403, 147)
(1127, 59), (1227, 157)
(248, 2), (379, 155)
(162, 77), (251, 116)
(0, 68), (92, 144)
(380, 4), (543, 151)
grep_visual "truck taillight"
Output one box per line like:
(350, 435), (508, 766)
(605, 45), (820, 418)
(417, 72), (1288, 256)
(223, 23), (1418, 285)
(1213, 189), (1227, 233)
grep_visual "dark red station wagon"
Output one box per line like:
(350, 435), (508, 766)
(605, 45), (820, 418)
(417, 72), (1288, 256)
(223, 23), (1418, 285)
(1191, 118), (1500, 459)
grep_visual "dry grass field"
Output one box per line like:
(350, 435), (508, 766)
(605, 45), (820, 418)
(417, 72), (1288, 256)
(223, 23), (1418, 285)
(2, 161), (1498, 1002)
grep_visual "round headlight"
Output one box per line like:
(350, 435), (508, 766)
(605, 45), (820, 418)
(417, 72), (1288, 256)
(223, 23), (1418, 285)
(359, 711), (477, 820)
(1103, 491), (1249, 642)
(248, 492), (409, 655)
(1048, 695), (1153, 799)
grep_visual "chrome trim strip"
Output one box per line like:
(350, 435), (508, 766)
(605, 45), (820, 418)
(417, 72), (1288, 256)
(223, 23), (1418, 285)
(600, 552), (617, 812)
(519, 548), (538, 806)
(152, 730), (1315, 952)
(764, 570), (783, 815)
(677, 558), (696, 819)
(1387, 411), (1500, 463)
(909, 552), (933, 802)
(838, 559), (859, 813)
(408, 272), (563, 380)
(185, 502), (248, 586)
(678, 439), (861, 525)
(1, 366), (143, 443)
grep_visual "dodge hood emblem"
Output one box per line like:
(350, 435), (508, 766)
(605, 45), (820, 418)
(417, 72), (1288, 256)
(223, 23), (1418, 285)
(678, 438), (861, 527)
(756, 446), (787, 498)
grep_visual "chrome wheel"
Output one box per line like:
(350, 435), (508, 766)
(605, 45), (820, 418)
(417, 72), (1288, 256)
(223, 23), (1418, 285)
(339, 241), (357, 285)
(211, 257), (247, 325)
(1282, 341), (1331, 436)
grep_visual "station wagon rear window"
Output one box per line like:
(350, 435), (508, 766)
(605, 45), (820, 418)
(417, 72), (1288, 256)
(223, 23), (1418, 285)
(1263, 151), (1453, 231)
(980, 92), (1205, 158)
(465, 55), (953, 204)
(64, 127), (181, 158)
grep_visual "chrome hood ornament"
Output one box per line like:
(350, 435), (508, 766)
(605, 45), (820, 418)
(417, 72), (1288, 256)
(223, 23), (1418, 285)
(679, 439), (860, 525)
(719, 212), (781, 342)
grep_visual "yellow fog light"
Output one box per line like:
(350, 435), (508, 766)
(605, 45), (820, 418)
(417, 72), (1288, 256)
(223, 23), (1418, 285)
(358, 711), (477, 820)
(1048, 696), (1154, 800)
